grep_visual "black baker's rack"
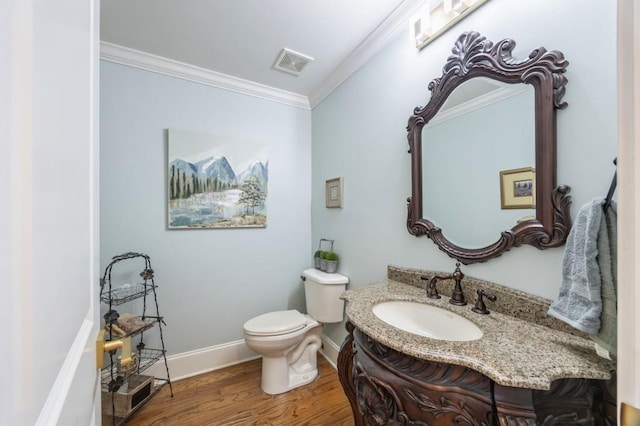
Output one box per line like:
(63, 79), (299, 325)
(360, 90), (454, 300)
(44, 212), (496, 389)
(99, 252), (173, 425)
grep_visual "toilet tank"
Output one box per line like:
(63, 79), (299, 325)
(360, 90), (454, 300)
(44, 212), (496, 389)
(302, 268), (348, 323)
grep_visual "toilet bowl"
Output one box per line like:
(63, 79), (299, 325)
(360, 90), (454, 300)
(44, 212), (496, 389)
(244, 310), (321, 395)
(243, 269), (348, 395)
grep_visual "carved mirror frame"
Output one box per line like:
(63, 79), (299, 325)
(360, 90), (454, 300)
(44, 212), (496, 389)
(407, 31), (572, 264)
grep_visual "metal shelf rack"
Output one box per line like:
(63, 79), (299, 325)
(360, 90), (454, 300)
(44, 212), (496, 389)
(100, 252), (173, 425)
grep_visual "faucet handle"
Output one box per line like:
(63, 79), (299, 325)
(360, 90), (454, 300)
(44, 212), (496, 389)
(421, 275), (441, 299)
(472, 289), (497, 315)
(428, 276), (442, 299)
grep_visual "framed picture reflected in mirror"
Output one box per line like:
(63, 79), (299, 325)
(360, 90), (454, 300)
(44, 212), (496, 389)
(500, 167), (535, 209)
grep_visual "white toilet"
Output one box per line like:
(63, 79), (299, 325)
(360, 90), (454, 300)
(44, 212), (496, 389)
(243, 268), (348, 395)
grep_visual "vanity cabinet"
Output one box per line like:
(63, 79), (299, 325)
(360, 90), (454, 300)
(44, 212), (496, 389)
(100, 252), (173, 425)
(338, 322), (616, 426)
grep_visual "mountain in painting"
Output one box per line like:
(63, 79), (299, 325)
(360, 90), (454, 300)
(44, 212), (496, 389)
(194, 156), (236, 184)
(238, 160), (267, 183)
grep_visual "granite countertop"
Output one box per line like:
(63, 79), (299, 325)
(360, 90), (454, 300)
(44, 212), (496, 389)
(342, 279), (614, 390)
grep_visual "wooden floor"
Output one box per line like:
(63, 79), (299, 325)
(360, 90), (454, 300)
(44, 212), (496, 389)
(124, 355), (354, 425)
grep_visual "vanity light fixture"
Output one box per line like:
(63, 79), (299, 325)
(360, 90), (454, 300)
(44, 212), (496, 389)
(411, 0), (490, 50)
(411, 5), (432, 45)
(444, 0), (472, 15)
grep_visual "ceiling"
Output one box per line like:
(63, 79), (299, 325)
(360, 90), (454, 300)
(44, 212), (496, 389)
(100, 0), (424, 108)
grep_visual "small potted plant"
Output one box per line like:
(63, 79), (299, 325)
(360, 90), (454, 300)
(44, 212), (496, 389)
(324, 251), (340, 273)
(319, 251), (329, 271)
(313, 250), (323, 269)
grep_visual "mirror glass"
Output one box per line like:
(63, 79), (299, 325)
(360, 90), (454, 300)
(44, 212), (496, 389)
(406, 31), (572, 264)
(422, 79), (535, 248)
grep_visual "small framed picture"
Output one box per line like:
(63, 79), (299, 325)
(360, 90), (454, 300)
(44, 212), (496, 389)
(325, 177), (343, 208)
(500, 167), (535, 209)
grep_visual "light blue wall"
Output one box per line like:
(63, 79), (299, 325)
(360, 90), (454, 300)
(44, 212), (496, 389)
(312, 0), (617, 344)
(100, 62), (312, 355)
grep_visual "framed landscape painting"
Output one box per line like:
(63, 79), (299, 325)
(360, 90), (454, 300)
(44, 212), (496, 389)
(168, 129), (268, 229)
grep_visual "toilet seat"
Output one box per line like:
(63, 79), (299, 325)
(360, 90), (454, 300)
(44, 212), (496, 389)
(243, 310), (308, 336)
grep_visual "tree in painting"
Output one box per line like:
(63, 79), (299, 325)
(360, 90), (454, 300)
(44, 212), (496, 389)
(237, 176), (266, 215)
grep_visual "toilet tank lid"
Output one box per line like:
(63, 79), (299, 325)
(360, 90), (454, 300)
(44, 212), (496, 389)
(302, 268), (349, 285)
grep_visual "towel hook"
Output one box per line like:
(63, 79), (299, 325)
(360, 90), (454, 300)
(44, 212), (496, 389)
(603, 157), (617, 211)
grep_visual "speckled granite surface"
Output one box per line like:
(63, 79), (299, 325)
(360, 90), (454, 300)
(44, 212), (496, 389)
(342, 279), (614, 390)
(388, 265), (587, 337)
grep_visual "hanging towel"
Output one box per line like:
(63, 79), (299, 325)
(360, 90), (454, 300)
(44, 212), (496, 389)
(548, 197), (606, 334)
(592, 200), (617, 356)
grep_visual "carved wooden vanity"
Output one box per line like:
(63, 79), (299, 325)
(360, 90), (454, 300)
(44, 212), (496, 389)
(338, 322), (615, 425)
(339, 323), (493, 425)
(337, 272), (616, 425)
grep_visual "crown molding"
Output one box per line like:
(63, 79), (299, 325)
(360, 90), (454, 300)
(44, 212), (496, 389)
(100, 42), (311, 110)
(426, 85), (529, 127)
(308, 0), (424, 108)
(100, 0), (423, 111)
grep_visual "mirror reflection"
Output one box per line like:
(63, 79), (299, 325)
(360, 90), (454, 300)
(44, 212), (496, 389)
(406, 31), (572, 264)
(422, 79), (535, 248)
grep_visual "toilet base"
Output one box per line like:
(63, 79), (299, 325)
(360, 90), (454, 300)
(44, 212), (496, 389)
(261, 356), (319, 395)
(259, 328), (322, 395)
(288, 363), (318, 393)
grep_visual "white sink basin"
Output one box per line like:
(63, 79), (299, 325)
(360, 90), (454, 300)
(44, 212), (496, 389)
(372, 300), (483, 341)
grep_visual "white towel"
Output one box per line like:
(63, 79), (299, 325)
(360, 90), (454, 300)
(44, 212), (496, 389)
(548, 197), (606, 334)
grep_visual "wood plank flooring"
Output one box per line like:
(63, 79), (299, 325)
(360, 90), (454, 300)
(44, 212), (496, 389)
(124, 355), (354, 425)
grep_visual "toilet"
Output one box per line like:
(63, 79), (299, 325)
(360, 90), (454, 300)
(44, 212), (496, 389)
(243, 268), (348, 395)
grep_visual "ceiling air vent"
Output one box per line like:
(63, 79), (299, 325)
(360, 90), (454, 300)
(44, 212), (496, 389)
(273, 48), (314, 76)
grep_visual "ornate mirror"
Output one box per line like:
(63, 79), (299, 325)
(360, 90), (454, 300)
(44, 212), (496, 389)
(407, 31), (571, 264)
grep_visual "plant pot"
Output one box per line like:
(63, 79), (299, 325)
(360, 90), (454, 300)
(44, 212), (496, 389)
(325, 260), (339, 274)
(313, 257), (321, 269)
(320, 259), (328, 272)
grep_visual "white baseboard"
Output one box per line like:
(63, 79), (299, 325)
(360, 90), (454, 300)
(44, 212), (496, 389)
(319, 333), (341, 369)
(146, 333), (343, 382)
(146, 339), (260, 382)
